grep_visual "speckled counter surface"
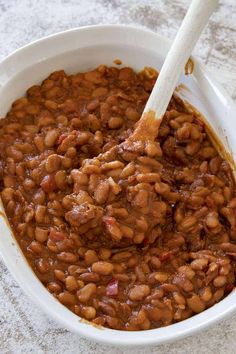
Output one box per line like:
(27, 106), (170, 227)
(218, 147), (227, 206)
(0, 1), (235, 353)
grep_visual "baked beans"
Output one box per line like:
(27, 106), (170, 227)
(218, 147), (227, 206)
(0, 65), (235, 330)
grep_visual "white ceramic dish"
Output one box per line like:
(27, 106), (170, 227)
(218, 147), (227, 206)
(0, 25), (236, 348)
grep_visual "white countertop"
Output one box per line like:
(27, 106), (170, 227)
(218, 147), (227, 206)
(0, 0), (236, 353)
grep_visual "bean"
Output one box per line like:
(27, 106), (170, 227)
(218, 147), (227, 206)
(65, 276), (79, 292)
(6, 146), (23, 161)
(154, 272), (169, 283)
(212, 192), (224, 205)
(79, 272), (100, 283)
(55, 170), (67, 189)
(110, 207), (128, 218)
(36, 258), (51, 273)
(108, 117), (124, 129)
(155, 182), (170, 194)
(201, 147), (216, 159)
(120, 162), (136, 178)
(200, 286), (212, 302)
(88, 114), (101, 132)
(112, 251), (132, 262)
(133, 233), (145, 244)
(47, 282), (62, 294)
(58, 292), (76, 306)
(187, 295), (205, 313)
(82, 165), (101, 174)
(28, 241), (43, 254)
(108, 177), (121, 195)
(103, 217), (123, 241)
(54, 269), (65, 282)
(71, 170), (88, 185)
(209, 156), (221, 174)
(1, 188), (14, 203)
(228, 198), (236, 208)
(205, 212), (220, 228)
(35, 227), (49, 243)
(178, 265), (195, 280)
(40, 174), (56, 193)
(191, 258), (208, 270)
(214, 289), (224, 302)
(92, 261), (114, 275)
(137, 173), (160, 183)
(45, 154), (61, 173)
(99, 248), (112, 260)
(128, 285), (150, 301)
(23, 178), (35, 190)
(61, 157), (72, 169)
(125, 107), (140, 121)
(224, 186), (232, 201)
(44, 100), (57, 110)
(119, 224), (134, 239)
(101, 161), (124, 170)
(92, 87), (108, 97)
(59, 99), (77, 113)
(84, 70), (102, 83)
(77, 283), (97, 303)
(35, 205), (46, 223)
(44, 130), (59, 147)
(118, 67), (134, 80)
(81, 306), (97, 320)
(70, 117), (81, 128)
(94, 181), (110, 204)
(149, 256), (161, 269)
(57, 252), (78, 263)
(175, 114), (193, 123)
(84, 250), (99, 265)
(219, 264), (231, 276)
(33, 190), (46, 204)
(213, 276), (227, 288)
(87, 99), (99, 111)
(185, 141), (200, 155)
(179, 216), (197, 231)
(145, 141), (162, 157)
(220, 243), (236, 253)
(3, 176), (15, 188)
(173, 292), (186, 306)
(137, 156), (163, 169)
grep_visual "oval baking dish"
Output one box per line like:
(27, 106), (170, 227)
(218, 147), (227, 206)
(0, 25), (236, 347)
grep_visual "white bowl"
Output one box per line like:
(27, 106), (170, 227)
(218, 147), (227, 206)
(0, 25), (236, 348)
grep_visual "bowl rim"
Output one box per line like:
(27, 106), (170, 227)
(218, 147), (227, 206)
(0, 24), (236, 347)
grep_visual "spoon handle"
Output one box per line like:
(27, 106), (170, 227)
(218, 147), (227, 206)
(143, 0), (219, 119)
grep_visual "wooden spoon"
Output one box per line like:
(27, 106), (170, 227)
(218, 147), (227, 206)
(67, 0), (219, 246)
(128, 0), (219, 144)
